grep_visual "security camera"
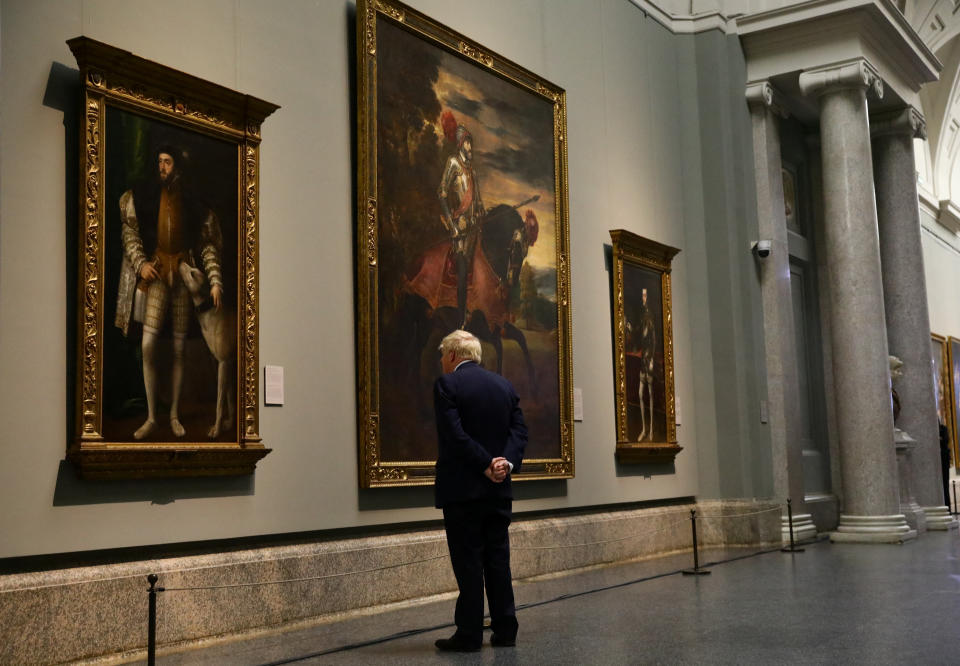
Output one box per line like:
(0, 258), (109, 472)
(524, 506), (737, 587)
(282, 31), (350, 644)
(752, 240), (772, 258)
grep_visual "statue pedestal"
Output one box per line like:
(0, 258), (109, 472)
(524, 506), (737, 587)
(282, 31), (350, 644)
(894, 428), (926, 534)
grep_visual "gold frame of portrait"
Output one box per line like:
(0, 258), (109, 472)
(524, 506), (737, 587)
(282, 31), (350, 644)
(930, 333), (953, 469)
(946, 335), (960, 471)
(355, 0), (574, 488)
(67, 37), (278, 478)
(609, 230), (681, 464)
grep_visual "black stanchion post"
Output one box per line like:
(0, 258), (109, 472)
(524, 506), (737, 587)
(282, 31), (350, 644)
(781, 498), (805, 553)
(147, 574), (159, 666)
(682, 509), (710, 576)
(953, 480), (958, 516)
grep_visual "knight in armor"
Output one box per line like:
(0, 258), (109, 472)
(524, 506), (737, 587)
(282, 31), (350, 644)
(627, 287), (657, 441)
(438, 111), (485, 326)
(114, 144), (223, 440)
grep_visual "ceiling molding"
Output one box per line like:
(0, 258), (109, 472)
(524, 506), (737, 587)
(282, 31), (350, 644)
(738, 0), (940, 90)
(627, 0), (739, 35)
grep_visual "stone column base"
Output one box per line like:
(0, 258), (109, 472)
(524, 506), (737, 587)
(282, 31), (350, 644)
(901, 500), (927, 533)
(829, 514), (917, 543)
(921, 505), (958, 530)
(780, 512), (818, 543)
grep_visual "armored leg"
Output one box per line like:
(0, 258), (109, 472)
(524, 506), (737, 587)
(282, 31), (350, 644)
(169, 283), (190, 438)
(135, 326), (160, 440)
(169, 333), (186, 438)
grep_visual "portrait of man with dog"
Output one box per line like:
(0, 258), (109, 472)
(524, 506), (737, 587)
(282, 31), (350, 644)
(111, 133), (234, 442)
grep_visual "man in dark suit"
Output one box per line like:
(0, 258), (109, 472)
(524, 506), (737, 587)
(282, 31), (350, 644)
(433, 329), (527, 652)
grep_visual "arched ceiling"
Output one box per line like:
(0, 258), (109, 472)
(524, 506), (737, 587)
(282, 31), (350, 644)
(907, 0), (960, 203)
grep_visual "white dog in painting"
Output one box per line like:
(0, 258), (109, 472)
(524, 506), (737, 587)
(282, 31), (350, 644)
(178, 262), (235, 438)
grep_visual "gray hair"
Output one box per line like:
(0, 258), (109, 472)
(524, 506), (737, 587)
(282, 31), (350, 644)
(438, 329), (482, 363)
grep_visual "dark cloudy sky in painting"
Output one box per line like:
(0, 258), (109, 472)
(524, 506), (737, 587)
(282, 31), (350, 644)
(376, 17), (557, 271)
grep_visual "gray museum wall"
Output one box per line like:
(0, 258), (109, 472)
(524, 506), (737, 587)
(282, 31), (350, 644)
(686, 30), (771, 500)
(922, 212), (960, 339)
(0, 0), (765, 559)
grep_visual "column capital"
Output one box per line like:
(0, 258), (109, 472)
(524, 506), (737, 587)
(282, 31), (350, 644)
(798, 58), (884, 100)
(745, 80), (789, 118)
(871, 106), (927, 140)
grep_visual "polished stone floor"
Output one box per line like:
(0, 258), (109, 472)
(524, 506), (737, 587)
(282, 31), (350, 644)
(143, 529), (960, 665)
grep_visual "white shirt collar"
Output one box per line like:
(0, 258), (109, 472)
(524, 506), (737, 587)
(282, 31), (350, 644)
(454, 360), (475, 371)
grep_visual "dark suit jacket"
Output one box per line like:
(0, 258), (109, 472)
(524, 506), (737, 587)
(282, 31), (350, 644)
(433, 361), (527, 508)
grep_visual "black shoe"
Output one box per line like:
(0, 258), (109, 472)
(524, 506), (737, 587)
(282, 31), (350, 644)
(490, 634), (516, 647)
(435, 636), (481, 652)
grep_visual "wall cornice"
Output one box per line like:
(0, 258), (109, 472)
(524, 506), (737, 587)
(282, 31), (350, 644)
(918, 183), (940, 219)
(627, 0), (739, 35)
(938, 199), (960, 234)
(739, 0), (939, 104)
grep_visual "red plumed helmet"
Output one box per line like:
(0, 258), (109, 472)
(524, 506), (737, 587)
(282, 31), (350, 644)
(524, 210), (539, 246)
(441, 111), (458, 144)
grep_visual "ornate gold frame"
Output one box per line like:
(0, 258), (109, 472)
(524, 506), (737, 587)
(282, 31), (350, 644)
(945, 335), (960, 471)
(356, 0), (574, 487)
(67, 37), (278, 478)
(930, 333), (951, 467)
(609, 230), (681, 464)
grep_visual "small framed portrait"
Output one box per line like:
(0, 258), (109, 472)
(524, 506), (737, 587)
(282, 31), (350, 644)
(355, 0), (574, 487)
(609, 230), (681, 464)
(67, 37), (278, 478)
(781, 163), (801, 235)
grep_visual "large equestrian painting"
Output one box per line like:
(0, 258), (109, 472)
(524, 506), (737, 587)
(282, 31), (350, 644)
(356, 0), (573, 487)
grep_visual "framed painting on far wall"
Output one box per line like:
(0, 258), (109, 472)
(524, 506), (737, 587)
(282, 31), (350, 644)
(355, 0), (574, 487)
(931, 334), (952, 466)
(67, 37), (278, 478)
(609, 230), (681, 464)
(947, 336), (960, 470)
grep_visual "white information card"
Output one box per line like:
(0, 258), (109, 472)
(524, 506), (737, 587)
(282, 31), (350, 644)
(265, 365), (284, 406)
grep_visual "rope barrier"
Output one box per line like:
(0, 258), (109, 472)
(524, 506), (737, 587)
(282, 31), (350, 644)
(681, 510), (709, 575)
(515, 506), (781, 552)
(260, 539), (830, 664)
(513, 518), (689, 551)
(143, 501), (796, 661)
(780, 498), (805, 553)
(155, 506), (784, 590)
(695, 506), (782, 519)
(159, 554), (449, 593)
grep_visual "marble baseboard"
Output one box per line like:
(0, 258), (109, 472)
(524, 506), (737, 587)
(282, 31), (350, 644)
(804, 494), (839, 533)
(781, 512), (818, 543)
(921, 505), (959, 530)
(0, 499), (780, 665)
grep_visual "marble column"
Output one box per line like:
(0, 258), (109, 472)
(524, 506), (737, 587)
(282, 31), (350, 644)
(798, 59), (915, 543)
(872, 107), (958, 531)
(746, 81), (817, 543)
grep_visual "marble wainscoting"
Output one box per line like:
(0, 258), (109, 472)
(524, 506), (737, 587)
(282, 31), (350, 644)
(0, 499), (781, 664)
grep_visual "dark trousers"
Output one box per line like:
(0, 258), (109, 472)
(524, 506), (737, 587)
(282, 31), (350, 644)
(442, 498), (518, 646)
